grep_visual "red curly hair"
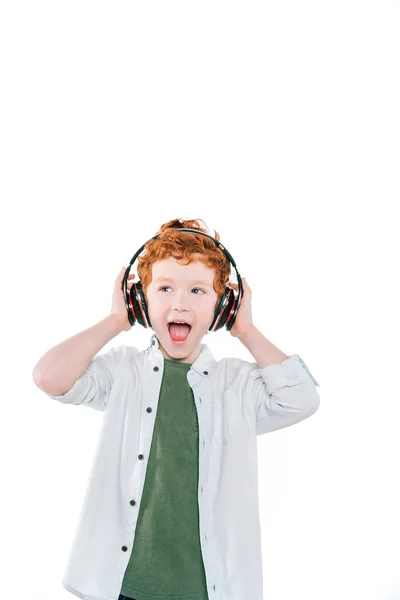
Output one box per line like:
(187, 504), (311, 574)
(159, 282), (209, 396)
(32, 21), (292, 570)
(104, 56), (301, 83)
(137, 218), (231, 310)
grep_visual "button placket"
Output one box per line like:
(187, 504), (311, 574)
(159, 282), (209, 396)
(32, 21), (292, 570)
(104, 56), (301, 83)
(122, 349), (184, 566)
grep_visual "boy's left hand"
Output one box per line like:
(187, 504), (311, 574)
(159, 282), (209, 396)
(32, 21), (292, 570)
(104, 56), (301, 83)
(228, 277), (254, 338)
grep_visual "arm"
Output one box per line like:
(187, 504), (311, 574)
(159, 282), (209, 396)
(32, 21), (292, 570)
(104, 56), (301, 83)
(236, 325), (290, 368)
(229, 278), (320, 434)
(32, 314), (124, 396)
(237, 327), (320, 435)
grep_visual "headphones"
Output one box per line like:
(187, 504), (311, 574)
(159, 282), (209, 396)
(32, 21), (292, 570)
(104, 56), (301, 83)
(121, 228), (243, 332)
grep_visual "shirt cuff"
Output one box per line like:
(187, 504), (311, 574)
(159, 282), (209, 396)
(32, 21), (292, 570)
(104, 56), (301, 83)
(258, 354), (320, 395)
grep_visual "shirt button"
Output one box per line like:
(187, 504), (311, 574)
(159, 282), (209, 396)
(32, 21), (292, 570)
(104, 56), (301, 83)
(121, 546), (128, 552)
(130, 500), (136, 506)
(153, 366), (159, 372)
(146, 407), (152, 413)
(203, 370), (208, 375)
(138, 454), (144, 460)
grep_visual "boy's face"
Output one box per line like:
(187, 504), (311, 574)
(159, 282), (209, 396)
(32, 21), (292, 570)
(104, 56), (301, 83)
(146, 255), (219, 364)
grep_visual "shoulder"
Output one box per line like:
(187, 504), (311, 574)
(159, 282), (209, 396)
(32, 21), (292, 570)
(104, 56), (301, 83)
(215, 356), (258, 388)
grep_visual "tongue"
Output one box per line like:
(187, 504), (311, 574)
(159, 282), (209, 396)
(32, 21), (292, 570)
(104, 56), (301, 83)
(169, 323), (191, 341)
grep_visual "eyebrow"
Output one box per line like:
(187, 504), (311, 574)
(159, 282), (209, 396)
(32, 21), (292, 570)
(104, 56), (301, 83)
(154, 277), (212, 288)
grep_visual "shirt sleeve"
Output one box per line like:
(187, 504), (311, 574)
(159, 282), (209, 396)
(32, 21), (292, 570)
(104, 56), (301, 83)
(244, 354), (321, 436)
(43, 345), (129, 412)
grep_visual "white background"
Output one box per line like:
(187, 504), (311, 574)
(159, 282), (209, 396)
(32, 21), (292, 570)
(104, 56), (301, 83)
(1, 1), (399, 599)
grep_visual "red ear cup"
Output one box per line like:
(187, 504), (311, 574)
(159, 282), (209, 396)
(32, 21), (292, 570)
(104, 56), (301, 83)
(127, 281), (152, 328)
(209, 286), (237, 332)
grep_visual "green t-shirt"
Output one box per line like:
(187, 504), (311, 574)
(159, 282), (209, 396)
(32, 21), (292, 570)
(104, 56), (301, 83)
(120, 358), (209, 600)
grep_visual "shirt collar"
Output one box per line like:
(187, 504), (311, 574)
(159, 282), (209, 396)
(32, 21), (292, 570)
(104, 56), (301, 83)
(145, 332), (218, 379)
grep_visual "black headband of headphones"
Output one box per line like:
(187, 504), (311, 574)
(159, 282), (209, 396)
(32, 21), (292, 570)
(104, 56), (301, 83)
(121, 228), (243, 332)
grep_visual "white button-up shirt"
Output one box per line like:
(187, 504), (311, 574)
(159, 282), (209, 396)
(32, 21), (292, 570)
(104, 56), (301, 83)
(45, 332), (320, 600)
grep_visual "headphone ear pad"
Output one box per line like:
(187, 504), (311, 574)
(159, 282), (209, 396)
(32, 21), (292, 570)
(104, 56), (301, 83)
(129, 281), (152, 328)
(223, 288), (238, 331)
(209, 287), (236, 332)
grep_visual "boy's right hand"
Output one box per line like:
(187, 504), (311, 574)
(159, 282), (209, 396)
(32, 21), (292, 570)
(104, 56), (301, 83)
(111, 268), (136, 331)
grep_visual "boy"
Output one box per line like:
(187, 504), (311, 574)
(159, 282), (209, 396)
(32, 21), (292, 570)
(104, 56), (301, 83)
(33, 218), (320, 600)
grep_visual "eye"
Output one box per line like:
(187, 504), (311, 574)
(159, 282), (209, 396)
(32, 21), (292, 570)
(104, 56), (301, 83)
(159, 286), (205, 294)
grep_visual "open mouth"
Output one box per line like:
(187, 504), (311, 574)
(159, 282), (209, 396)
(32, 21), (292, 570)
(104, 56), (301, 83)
(167, 322), (192, 343)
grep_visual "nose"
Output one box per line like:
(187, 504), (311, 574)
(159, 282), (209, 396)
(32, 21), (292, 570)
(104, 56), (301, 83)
(171, 289), (190, 312)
